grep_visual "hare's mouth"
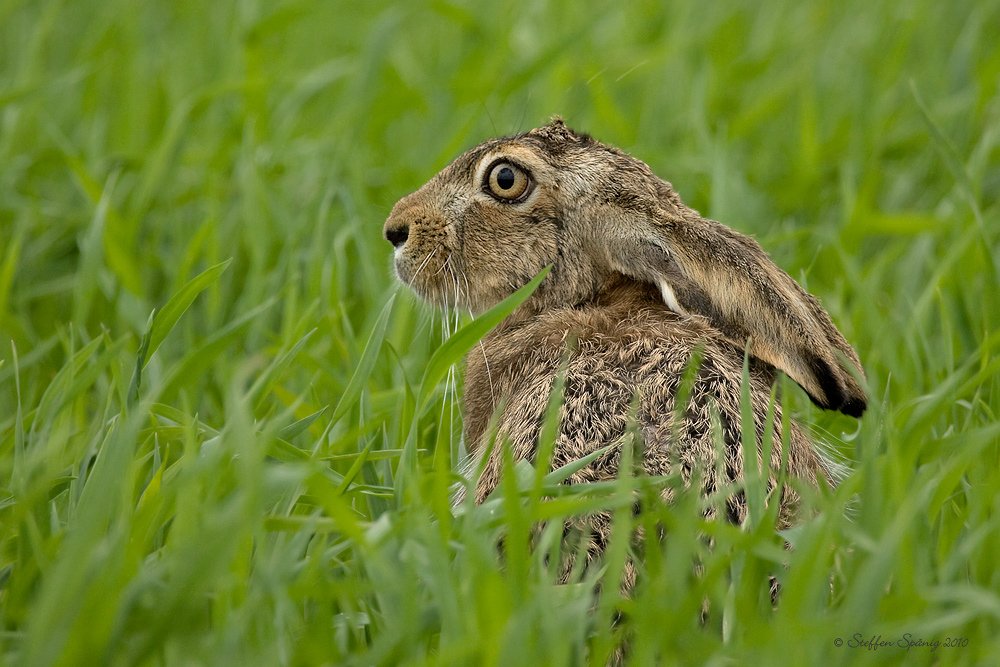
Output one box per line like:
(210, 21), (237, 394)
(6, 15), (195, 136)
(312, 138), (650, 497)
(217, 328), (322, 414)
(396, 244), (470, 310)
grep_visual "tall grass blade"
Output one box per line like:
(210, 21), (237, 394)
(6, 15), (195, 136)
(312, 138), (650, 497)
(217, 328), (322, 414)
(145, 259), (233, 367)
(415, 265), (550, 414)
(331, 294), (396, 424)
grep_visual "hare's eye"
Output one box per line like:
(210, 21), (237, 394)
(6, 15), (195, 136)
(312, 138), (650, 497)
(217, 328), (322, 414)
(486, 162), (531, 201)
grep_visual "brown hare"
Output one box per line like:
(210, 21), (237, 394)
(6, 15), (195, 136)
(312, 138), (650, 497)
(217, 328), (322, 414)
(383, 118), (865, 555)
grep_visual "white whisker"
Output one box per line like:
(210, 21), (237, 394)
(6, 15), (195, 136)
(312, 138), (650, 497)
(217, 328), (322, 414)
(410, 244), (441, 285)
(459, 264), (473, 309)
(477, 337), (496, 408)
(450, 265), (461, 332)
(432, 254), (451, 277)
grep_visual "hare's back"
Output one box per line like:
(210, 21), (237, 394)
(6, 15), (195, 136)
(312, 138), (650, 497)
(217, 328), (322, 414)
(463, 282), (826, 515)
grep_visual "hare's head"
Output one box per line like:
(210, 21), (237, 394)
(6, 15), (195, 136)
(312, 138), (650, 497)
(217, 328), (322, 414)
(384, 118), (866, 417)
(383, 119), (622, 314)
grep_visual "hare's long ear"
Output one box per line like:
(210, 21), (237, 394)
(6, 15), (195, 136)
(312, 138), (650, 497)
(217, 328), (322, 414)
(611, 198), (867, 417)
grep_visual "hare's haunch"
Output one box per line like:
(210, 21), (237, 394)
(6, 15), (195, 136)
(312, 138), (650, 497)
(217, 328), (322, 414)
(383, 118), (865, 522)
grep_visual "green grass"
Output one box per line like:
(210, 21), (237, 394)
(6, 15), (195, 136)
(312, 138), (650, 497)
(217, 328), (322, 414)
(2, 0), (999, 665)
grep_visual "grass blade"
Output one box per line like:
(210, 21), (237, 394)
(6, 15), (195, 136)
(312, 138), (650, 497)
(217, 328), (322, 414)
(145, 259), (233, 367)
(415, 265), (550, 414)
(278, 407), (328, 441)
(331, 294), (396, 424)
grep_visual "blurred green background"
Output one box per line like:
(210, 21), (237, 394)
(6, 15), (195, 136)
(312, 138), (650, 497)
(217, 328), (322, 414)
(1, 0), (999, 665)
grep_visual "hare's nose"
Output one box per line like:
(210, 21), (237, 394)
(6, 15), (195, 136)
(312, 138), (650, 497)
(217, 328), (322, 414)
(383, 219), (409, 249)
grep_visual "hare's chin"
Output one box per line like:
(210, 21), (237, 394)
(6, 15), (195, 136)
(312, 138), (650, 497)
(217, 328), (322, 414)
(398, 274), (457, 310)
(418, 290), (462, 311)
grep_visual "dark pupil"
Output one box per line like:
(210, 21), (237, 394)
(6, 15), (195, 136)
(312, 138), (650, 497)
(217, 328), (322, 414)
(496, 167), (515, 190)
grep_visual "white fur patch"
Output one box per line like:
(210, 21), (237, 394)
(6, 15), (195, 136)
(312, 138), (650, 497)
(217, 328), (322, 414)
(658, 278), (685, 315)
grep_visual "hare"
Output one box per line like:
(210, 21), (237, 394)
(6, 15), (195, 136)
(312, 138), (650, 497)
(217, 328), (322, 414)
(383, 118), (865, 543)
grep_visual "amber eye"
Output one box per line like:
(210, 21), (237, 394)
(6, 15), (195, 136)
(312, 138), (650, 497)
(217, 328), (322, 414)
(486, 162), (531, 201)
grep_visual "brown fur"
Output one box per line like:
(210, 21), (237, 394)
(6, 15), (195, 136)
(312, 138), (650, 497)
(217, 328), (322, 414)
(383, 118), (865, 556)
(462, 278), (822, 519)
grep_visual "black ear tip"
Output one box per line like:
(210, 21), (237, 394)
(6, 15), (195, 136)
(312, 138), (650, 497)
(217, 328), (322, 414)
(804, 388), (866, 418)
(805, 352), (866, 418)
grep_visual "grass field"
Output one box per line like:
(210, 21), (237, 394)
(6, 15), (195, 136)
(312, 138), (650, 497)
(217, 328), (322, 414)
(2, 1), (999, 665)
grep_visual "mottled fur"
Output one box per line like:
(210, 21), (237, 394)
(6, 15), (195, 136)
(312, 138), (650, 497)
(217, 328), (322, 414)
(383, 119), (865, 550)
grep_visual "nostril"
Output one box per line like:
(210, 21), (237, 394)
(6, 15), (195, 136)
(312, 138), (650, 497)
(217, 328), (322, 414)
(385, 223), (409, 249)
